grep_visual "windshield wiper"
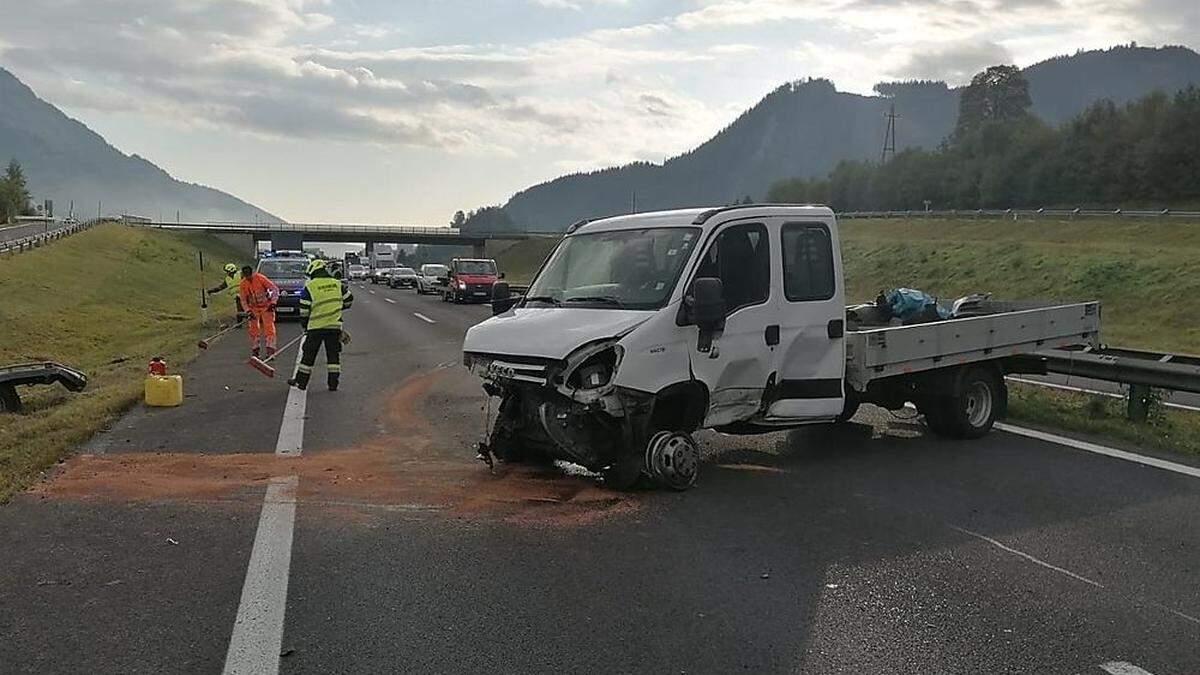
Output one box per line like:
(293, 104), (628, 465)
(565, 296), (625, 308)
(524, 295), (561, 306)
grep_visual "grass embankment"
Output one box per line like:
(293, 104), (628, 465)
(489, 238), (557, 284)
(840, 218), (1200, 355)
(0, 223), (248, 499)
(493, 216), (1200, 454)
(842, 217), (1200, 457)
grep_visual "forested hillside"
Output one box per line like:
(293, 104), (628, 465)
(485, 45), (1200, 232)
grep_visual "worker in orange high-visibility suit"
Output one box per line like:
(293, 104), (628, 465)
(238, 265), (280, 358)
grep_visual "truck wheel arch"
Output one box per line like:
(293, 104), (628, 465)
(650, 382), (709, 433)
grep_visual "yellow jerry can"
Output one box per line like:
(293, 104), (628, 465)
(145, 375), (184, 407)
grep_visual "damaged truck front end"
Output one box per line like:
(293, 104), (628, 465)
(466, 339), (670, 488)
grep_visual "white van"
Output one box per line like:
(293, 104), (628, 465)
(463, 205), (1099, 489)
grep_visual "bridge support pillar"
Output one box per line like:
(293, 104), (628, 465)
(365, 241), (375, 258)
(270, 232), (304, 252)
(472, 242), (486, 258)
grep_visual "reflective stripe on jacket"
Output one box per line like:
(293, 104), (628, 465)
(239, 273), (279, 310)
(224, 273), (240, 297)
(300, 276), (352, 330)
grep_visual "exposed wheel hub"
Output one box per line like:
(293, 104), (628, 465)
(645, 431), (699, 490)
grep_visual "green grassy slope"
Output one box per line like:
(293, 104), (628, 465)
(0, 223), (249, 499)
(488, 238), (559, 284)
(841, 218), (1200, 354)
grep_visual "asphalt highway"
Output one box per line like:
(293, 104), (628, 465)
(2, 280), (1199, 674)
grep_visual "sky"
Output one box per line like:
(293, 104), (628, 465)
(0, 0), (1197, 224)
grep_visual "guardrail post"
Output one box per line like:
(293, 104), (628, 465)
(1127, 384), (1152, 423)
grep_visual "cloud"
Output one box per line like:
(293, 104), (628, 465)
(888, 40), (1015, 84)
(0, 0), (1196, 176)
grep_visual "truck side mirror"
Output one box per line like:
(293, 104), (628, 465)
(498, 271), (506, 279)
(491, 282), (518, 315)
(687, 277), (726, 330)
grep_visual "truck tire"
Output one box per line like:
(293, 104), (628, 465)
(944, 367), (1004, 439)
(918, 397), (954, 437)
(0, 384), (21, 413)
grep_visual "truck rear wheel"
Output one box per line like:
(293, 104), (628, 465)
(0, 384), (21, 413)
(943, 367), (1004, 438)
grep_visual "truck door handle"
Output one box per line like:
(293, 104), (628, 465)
(765, 324), (780, 346)
(827, 319), (844, 339)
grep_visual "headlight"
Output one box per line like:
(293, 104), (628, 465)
(566, 344), (623, 390)
(458, 281), (467, 289)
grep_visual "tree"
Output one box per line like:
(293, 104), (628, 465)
(954, 65), (1032, 141)
(450, 210), (467, 228)
(0, 159), (32, 223)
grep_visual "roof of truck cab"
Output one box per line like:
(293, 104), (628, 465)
(573, 204), (835, 235)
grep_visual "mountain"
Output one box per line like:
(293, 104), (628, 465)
(500, 45), (1200, 232)
(0, 67), (278, 222)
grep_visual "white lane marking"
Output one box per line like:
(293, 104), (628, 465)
(368, 289), (376, 295)
(274, 336), (307, 458)
(1008, 377), (1200, 413)
(997, 423), (1200, 480)
(224, 335), (306, 674)
(222, 475), (298, 675)
(1100, 662), (1156, 675)
(949, 525), (1105, 589)
(385, 298), (396, 304)
(413, 312), (436, 324)
(953, 521), (1200, 627)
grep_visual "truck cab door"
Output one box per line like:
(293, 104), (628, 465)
(685, 220), (776, 427)
(765, 220), (846, 421)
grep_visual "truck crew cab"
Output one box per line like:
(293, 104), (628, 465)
(463, 206), (1100, 490)
(442, 258), (501, 303)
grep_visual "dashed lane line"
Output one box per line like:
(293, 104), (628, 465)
(385, 298), (396, 304)
(222, 336), (306, 674)
(413, 312), (436, 324)
(221, 476), (298, 675)
(273, 337), (306, 458)
(1100, 662), (1157, 675)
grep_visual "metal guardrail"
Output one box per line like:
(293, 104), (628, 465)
(0, 219), (99, 256)
(1035, 346), (1200, 421)
(839, 208), (1200, 220)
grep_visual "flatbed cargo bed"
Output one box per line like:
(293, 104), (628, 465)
(845, 301), (1101, 391)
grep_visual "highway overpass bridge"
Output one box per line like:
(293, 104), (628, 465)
(128, 219), (557, 257)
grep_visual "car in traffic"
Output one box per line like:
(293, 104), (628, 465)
(370, 266), (396, 284)
(389, 267), (419, 288)
(347, 264), (368, 280)
(416, 264), (448, 295)
(443, 258), (501, 303)
(254, 253), (309, 317)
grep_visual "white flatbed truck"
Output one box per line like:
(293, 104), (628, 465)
(463, 205), (1100, 489)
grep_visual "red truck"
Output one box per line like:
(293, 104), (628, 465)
(442, 258), (502, 304)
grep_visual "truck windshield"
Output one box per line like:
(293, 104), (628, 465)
(456, 261), (496, 275)
(526, 227), (699, 310)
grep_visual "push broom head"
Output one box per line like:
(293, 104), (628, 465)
(246, 355), (276, 378)
(198, 339), (210, 350)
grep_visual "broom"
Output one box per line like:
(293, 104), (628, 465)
(198, 318), (246, 349)
(246, 334), (305, 378)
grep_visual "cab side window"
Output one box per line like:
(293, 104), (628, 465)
(781, 223), (835, 302)
(695, 223), (770, 314)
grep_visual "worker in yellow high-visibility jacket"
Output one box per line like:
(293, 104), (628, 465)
(289, 259), (353, 391)
(206, 263), (246, 320)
